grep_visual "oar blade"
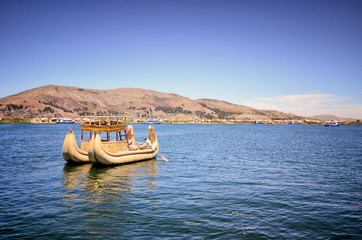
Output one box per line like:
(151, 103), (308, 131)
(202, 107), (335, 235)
(158, 153), (169, 162)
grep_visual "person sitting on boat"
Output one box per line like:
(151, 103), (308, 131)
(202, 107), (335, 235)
(145, 138), (152, 148)
(139, 138), (152, 149)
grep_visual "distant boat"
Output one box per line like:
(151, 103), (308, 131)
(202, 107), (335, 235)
(253, 120), (264, 124)
(145, 119), (161, 124)
(324, 121), (339, 127)
(56, 118), (75, 124)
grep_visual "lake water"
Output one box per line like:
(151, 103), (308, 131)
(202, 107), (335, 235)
(0, 123), (361, 239)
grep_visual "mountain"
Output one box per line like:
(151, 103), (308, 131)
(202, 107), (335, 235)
(309, 115), (358, 122)
(0, 85), (303, 121)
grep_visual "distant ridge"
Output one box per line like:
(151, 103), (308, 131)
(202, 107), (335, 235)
(0, 85), (304, 120)
(309, 114), (358, 122)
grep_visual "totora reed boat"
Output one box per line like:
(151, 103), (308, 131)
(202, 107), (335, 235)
(62, 116), (159, 165)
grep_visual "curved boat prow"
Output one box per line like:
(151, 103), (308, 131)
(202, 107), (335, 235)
(62, 127), (90, 163)
(148, 125), (159, 151)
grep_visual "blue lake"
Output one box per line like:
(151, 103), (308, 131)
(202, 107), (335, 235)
(0, 123), (361, 239)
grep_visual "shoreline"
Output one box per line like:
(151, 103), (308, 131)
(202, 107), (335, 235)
(0, 118), (361, 125)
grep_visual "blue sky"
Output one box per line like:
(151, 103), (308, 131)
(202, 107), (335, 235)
(1, 0), (361, 118)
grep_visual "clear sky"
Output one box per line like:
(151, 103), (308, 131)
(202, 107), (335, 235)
(1, 0), (361, 118)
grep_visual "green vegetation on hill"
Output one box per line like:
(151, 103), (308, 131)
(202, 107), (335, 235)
(198, 102), (238, 119)
(39, 101), (73, 113)
(155, 106), (192, 115)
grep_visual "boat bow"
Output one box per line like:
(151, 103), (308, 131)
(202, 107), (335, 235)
(62, 127), (90, 163)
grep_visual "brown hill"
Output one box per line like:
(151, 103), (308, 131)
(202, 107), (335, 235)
(308, 115), (358, 122)
(0, 85), (302, 121)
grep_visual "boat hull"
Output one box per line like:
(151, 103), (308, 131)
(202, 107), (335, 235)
(62, 129), (90, 163)
(88, 125), (159, 165)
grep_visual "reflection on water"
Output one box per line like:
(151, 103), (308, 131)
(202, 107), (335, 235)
(62, 159), (159, 203)
(63, 163), (92, 190)
(60, 159), (160, 238)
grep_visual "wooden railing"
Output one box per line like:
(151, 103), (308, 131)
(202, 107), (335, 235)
(81, 116), (127, 132)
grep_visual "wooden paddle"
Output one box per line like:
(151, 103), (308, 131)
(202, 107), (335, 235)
(158, 153), (169, 162)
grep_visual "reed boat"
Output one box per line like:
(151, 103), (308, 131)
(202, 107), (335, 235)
(88, 124), (159, 165)
(62, 116), (159, 165)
